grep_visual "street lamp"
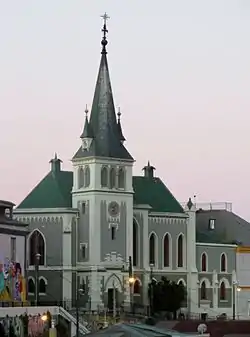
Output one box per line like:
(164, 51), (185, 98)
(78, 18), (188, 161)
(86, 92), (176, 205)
(149, 264), (154, 316)
(232, 281), (241, 320)
(76, 288), (84, 337)
(35, 252), (41, 306)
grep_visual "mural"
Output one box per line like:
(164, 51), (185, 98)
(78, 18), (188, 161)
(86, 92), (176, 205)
(0, 257), (26, 302)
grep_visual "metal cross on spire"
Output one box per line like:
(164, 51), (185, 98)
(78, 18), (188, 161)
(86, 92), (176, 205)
(100, 12), (110, 54)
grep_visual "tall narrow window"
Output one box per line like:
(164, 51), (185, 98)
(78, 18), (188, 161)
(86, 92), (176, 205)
(149, 234), (156, 265)
(39, 278), (47, 294)
(163, 234), (170, 267)
(220, 253), (226, 272)
(110, 168), (116, 189)
(201, 281), (207, 300)
(220, 282), (226, 300)
(84, 166), (90, 187)
(101, 167), (108, 187)
(133, 220), (138, 266)
(28, 278), (35, 294)
(118, 168), (125, 188)
(111, 226), (116, 240)
(201, 253), (207, 272)
(78, 167), (84, 188)
(177, 234), (183, 267)
(29, 230), (45, 266)
(80, 244), (86, 259)
(10, 237), (16, 262)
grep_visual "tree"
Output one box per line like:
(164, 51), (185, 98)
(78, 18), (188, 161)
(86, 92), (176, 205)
(149, 277), (186, 318)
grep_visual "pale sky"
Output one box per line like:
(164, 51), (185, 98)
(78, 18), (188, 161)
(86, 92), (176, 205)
(0, 1), (250, 219)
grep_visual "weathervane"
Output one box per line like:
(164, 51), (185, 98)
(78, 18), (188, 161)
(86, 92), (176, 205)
(100, 12), (110, 54)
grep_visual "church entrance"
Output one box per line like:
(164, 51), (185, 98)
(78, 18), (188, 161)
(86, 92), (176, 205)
(107, 288), (118, 312)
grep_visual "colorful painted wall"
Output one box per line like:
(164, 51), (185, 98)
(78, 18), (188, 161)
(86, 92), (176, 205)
(0, 233), (26, 302)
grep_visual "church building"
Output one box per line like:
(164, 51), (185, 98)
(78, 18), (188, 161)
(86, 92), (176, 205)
(14, 16), (240, 318)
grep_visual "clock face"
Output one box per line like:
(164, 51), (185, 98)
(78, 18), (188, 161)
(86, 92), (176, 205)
(108, 202), (120, 216)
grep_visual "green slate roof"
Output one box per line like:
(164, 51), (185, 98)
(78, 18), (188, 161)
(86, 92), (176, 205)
(133, 176), (184, 213)
(17, 171), (183, 214)
(18, 171), (73, 209)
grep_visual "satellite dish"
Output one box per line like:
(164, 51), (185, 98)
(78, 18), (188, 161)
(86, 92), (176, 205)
(197, 323), (207, 334)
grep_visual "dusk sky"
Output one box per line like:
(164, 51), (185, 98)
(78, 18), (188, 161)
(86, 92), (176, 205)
(0, 1), (250, 219)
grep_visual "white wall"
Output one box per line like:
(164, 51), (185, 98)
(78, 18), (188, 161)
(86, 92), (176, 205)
(0, 233), (25, 272)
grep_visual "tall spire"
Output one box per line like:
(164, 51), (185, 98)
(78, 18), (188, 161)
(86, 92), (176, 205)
(73, 14), (133, 161)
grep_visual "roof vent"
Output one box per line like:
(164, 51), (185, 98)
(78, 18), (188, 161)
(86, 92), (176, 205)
(142, 161), (156, 178)
(49, 153), (62, 174)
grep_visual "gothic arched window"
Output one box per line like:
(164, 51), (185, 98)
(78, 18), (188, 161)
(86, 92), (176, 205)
(201, 253), (207, 272)
(28, 278), (35, 294)
(220, 282), (226, 300)
(149, 233), (156, 265)
(220, 253), (227, 272)
(110, 167), (116, 189)
(84, 166), (90, 187)
(101, 166), (108, 187)
(134, 280), (140, 294)
(78, 167), (84, 188)
(177, 234), (184, 268)
(163, 233), (170, 267)
(39, 278), (47, 294)
(201, 281), (207, 300)
(118, 168), (125, 189)
(133, 220), (138, 267)
(29, 230), (45, 266)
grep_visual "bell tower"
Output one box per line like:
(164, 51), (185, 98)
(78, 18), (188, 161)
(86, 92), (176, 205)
(72, 13), (134, 310)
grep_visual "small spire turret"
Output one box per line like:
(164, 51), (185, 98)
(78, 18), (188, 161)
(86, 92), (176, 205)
(117, 107), (126, 143)
(143, 161), (156, 179)
(49, 153), (62, 173)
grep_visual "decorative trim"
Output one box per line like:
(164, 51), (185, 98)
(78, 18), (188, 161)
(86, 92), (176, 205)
(197, 242), (237, 248)
(149, 212), (188, 218)
(177, 278), (187, 287)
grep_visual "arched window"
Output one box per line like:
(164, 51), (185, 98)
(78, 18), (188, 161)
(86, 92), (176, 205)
(220, 282), (226, 300)
(134, 280), (140, 295)
(220, 253), (226, 272)
(78, 167), (84, 188)
(201, 253), (207, 272)
(149, 233), (156, 265)
(28, 278), (35, 294)
(177, 234), (183, 267)
(201, 281), (207, 300)
(118, 168), (125, 188)
(84, 166), (90, 187)
(110, 168), (116, 189)
(133, 220), (138, 267)
(101, 167), (108, 187)
(29, 230), (45, 266)
(39, 278), (47, 294)
(163, 233), (170, 267)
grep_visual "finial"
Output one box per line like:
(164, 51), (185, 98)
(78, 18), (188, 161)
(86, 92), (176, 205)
(100, 12), (110, 54)
(85, 104), (89, 117)
(147, 160), (150, 167)
(54, 153), (58, 160)
(117, 107), (121, 121)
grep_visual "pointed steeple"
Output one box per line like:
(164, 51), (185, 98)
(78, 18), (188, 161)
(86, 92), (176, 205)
(73, 14), (133, 161)
(117, 107), (126, 143)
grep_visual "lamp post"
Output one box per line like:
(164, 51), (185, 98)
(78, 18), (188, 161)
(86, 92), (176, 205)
(34, 252), (41, 306)
(76, 288), (84, 337)
(232, 281), (241, 320)
(149, 263), (154, 317)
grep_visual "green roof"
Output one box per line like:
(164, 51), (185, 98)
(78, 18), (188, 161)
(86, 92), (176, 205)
(133, 176), (184, 213)
(18, 171), (183, 214)
(18, 171), (73, 209)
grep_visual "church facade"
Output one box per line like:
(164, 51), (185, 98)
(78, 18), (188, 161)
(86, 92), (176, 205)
(14, 18), (239, 318)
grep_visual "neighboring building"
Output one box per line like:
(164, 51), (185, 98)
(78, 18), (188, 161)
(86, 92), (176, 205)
(13, 18), (241, 318)
(0, 200), (29, 303)
(196, 203), (250, 318)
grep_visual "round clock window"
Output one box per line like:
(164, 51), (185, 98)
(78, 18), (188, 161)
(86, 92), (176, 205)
(108, 202), (120, 216)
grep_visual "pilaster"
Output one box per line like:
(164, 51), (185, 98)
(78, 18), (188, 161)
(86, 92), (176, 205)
(212, 270), (218, 310)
